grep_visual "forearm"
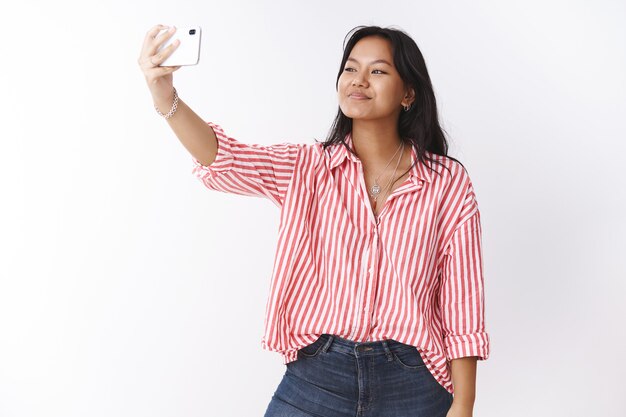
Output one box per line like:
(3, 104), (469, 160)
(449, 356), (477, 407)
(154, 91), (218, 167)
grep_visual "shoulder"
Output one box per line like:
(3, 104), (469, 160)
(424, 151), (473, 188)
(304, 140), (336, 164)
(426, 152), (480, 228)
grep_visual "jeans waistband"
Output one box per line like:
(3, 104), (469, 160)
(314, 333), (418, 358)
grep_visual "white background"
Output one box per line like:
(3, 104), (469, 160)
(1, 0), (625, 416)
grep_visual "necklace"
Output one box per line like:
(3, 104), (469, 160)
(369, 141), (405, 212)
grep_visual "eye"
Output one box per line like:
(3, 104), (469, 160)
(343, 67), (356, 72)
(372, 69), (386, 74)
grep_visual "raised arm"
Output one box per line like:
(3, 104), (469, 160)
(156, 94), (218, 167)
(138, 25), (303, 207)
(137, 24), (217, 166)
(190, 123), (303, 207)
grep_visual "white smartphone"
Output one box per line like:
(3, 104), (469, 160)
(156, 26), (202, 66)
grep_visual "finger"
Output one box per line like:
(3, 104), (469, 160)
(139, 25), (168, 63)
(149, 26), (177, 56)
(148, 39), (180, 67)
(141, 25), (176, 59)
(138, 38), (178, 69)
(137, 55), (156, 69)
(141, 24), (167, 51)
(145, 24), (167, 40)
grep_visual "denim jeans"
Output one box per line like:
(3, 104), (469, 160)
(263, 333), (454, 417)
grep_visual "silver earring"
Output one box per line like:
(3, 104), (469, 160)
(403, 104), (412, 112)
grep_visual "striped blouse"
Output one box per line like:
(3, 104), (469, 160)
(191, 121), (490, 394)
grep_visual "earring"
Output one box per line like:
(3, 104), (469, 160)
(403, 104), (412, 112)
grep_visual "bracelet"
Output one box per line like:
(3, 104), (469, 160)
(154, 88), (179, 119)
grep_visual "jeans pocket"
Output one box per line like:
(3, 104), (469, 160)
(391, 346), (427, 370)
(297, 335), (327, 358)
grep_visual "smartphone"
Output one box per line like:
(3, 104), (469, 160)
(156, 26), (202, 66)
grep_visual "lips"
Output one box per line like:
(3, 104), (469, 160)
(349, 92), (370, 99)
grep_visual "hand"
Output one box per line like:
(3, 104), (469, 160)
(446, 402), (473, 417)
(137, 24), (182, 103)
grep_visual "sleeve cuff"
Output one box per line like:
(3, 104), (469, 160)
(444, 332), (490, 361)
(191, 121), (234, 180)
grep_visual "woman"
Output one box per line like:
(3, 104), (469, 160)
(138, 24), (490, 417)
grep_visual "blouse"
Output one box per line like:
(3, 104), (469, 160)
(191, 121), (491, 395)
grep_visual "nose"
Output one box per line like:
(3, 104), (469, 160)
(351, 74), (367, 87)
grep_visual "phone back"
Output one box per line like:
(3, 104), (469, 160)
(158, 26), (201, 66)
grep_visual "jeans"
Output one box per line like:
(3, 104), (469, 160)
(263, 333), (454, 417)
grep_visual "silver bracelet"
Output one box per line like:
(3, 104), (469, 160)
(154, 88), (179, 119)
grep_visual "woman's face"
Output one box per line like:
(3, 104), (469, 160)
(337, 36), (414, 122)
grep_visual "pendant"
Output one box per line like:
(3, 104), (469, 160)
(371, 184), (381, 195)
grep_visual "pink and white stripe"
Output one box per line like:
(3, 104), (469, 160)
(191, 121), (490, 395)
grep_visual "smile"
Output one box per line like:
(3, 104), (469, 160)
(349, 94), (370, 100)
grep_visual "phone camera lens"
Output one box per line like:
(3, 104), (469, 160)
(189, 29), (196, 35)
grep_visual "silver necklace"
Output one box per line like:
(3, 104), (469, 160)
(369, 142), (405, 211)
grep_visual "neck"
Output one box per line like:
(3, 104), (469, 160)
(350, 119), (404, 165)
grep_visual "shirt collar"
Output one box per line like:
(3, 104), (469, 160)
(328, 132), (432, 184)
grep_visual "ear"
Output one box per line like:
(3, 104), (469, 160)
(402, 86), (416, 107)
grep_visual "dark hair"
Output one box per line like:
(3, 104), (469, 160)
(321, 25), (465, 183)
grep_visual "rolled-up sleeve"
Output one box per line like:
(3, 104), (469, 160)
(191, 122), (303, 208)
(439, 208), (491, 361)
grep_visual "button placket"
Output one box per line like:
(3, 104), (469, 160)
(362, 228), (380, 341)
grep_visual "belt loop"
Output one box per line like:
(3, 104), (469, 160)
(322, 334), (334, 353)
(382, 340), (393, 362)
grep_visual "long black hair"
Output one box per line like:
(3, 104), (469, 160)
(322, 25), (464, 182)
